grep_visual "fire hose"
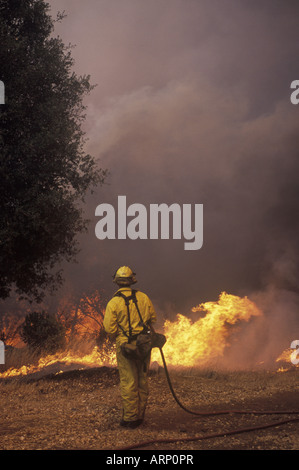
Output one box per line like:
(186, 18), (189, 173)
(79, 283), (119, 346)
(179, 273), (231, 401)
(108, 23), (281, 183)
(159, 347), (299, 417)
(115, 346), (299, 451)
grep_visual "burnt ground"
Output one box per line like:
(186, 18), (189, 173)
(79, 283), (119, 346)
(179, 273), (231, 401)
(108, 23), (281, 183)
(0, 365), (298, 451)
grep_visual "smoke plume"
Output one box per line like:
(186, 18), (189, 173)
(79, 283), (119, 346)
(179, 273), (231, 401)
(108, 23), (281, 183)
(3, 0), (299, 368)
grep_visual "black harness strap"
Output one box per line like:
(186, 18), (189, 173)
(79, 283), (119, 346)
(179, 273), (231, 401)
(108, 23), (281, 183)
(114, 289), (148, 342)
(130, 290), (148, 328)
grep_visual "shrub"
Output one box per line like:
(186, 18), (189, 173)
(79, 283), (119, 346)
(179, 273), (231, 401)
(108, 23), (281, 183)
(20, 311), (66, 354)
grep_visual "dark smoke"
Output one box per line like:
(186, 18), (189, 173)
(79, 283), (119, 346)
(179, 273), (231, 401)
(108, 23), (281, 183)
(4, 1), (299, 362)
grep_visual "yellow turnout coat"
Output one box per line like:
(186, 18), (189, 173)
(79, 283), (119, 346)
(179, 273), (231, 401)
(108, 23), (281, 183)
(104, 287), (157, 423)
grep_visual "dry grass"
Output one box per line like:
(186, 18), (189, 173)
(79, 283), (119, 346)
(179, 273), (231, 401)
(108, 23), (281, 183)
(0, 364), (298, 450)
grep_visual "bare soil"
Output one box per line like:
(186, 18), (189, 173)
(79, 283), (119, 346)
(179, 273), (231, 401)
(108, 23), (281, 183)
(0, 365), (298, 451)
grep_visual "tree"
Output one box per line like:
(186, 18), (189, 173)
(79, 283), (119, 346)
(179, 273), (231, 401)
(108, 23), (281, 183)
(0, 312), (24, 346)
(0, 0), (107, 301)
(56, 289), (105, 343)
(20, 311), (66, 354)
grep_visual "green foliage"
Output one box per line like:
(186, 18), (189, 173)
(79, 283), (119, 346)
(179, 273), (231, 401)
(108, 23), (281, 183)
(20, 311), (66, 354)
(0, 0), (107, 301)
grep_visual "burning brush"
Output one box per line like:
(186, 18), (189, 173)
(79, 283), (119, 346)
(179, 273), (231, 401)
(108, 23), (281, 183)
(0, 291), (298, 379)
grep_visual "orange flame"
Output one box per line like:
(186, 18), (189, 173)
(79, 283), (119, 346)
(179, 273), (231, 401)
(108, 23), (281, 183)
(1, 291), (297, 378)
(151, 292), (262, 367)
(0, 345), (116, 379)
(275, 347), (299, 372)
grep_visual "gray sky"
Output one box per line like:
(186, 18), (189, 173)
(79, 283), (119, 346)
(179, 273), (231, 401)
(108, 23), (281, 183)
(46, 0), (299, 324)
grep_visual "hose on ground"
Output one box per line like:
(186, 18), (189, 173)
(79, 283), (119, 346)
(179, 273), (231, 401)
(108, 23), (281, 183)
(159, 347), (299, 416)
(114, 347), (299, 450)
(116, 416), (299, 450)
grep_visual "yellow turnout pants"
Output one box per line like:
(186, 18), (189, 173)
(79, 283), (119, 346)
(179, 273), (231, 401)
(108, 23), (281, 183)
(116, 342), (151, 422)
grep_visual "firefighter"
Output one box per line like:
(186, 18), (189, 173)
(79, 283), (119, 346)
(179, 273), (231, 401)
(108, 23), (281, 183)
(103, 266), (157, 428)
